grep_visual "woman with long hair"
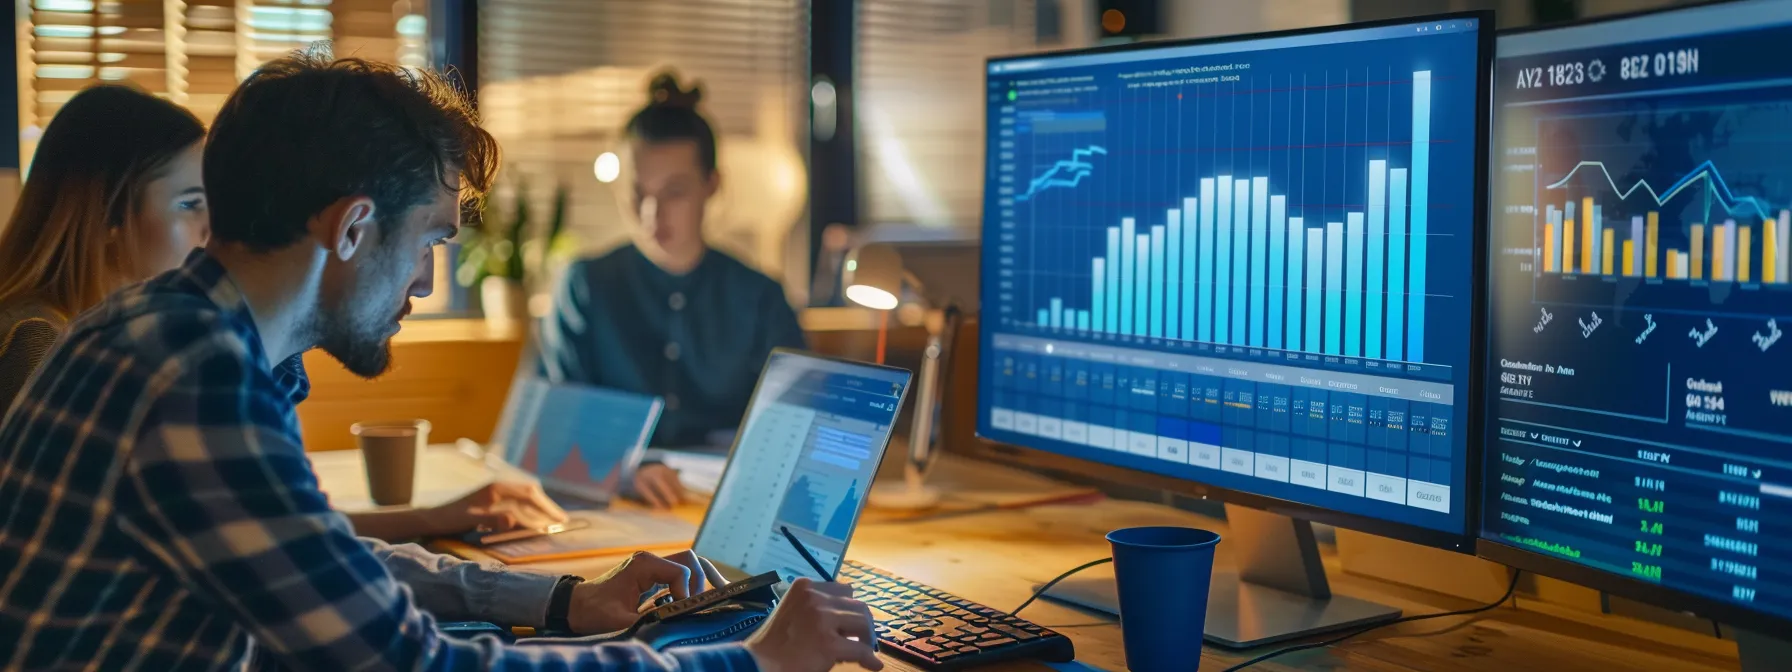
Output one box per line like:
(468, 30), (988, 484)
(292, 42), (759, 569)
(0, 85), (209, 412)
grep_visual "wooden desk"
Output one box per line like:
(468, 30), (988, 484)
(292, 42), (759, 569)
(507, 502), (1732, 671)
(315, 449), (1738, 671)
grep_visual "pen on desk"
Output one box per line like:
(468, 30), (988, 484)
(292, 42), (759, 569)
(780, 525), (877, 652)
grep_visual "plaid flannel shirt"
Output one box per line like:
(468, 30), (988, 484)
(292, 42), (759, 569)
(0, 251), (755, 671)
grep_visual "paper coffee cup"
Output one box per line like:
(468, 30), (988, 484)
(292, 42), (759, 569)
(352, 419), (430, 506)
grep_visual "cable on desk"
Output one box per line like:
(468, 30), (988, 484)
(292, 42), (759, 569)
(1012, 557), (1113, 616)
(1220, 570), (1525, 672)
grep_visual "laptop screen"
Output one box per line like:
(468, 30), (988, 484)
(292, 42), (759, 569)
(694, 350), (912, 581)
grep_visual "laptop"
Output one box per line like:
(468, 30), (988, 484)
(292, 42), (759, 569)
(692, 349), (913, 582)
(490, 376), (663, 507)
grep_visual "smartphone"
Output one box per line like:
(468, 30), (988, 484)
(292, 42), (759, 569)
(462, 518), (593, 546)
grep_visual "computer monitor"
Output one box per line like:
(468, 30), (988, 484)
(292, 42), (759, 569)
(976, 13), (1492, 646)
(1482, 0), (1792, 656)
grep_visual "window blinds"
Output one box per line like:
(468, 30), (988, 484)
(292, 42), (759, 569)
(478, 0), (810, 276)
(19, 0), (428, 138)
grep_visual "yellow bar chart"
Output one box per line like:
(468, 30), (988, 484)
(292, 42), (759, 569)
(1581, 197), (1596, 274)
(1645, 212), (1659, 278)
(1740, 225), (1753, 283)
(1692, 223), (1705, 280)
(1544, 223), (1557, 273)
(1539, 194), (1791, 286)
(1612, 229), (1627, 275)
(1766, 219), (1778, 284)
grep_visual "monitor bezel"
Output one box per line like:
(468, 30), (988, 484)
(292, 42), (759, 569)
(975, 10), (1497, 554)
(1479, 0), (1792, 635)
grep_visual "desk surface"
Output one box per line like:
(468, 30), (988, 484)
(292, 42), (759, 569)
(315, 449), (1737, 671)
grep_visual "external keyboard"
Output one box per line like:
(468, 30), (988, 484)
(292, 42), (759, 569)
(842, 560), (1075, 670)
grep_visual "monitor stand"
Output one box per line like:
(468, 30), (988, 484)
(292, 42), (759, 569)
(1735, 627), (1792, 672)
(1038, 504), (1402, 648)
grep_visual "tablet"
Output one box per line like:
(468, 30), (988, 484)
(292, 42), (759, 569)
(507, 379), (663, 505)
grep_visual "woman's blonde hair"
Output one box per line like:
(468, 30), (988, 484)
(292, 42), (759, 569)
(0, 85), (204, 315)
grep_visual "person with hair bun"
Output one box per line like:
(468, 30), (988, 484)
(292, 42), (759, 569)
(541, 72), (807, 507)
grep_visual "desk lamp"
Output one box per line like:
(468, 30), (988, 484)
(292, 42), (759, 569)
(843, 241), (962, 510)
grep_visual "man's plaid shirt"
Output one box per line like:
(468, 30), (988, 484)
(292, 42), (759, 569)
(0, 251), (754, 670)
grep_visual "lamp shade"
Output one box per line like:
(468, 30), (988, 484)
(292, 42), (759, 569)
(843, 242), (904, 310)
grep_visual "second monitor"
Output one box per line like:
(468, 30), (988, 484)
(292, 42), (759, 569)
(976, 12), (1493, 645)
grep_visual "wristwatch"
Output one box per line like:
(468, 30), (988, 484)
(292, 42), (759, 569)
(545, 575), (585, 632)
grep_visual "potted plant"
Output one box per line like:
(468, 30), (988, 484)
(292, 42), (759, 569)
(456, 173), (570, 328)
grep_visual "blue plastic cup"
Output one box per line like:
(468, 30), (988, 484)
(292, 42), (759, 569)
(1107, 526), (1222, 671)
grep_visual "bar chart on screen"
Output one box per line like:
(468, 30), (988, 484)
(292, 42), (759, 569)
(991, 65), (1467, 373)
(980, 21), (1484, 533)
(1526, 103), (1792, 319)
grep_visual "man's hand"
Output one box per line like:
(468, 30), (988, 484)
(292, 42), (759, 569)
(566, 551), (711, 635)
(632, 463), (685, 509)
(746, 578), (883, 672)
(424, 481), (568, 536)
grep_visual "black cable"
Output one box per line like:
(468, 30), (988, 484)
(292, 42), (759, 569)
(1012, 557), (1114, 616)
(1220, 570), (1525, 672)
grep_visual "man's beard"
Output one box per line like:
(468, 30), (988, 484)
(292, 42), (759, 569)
(318, 311), (394, 378)
(320, 321), (393, 378)
(315, 276), (399, 378)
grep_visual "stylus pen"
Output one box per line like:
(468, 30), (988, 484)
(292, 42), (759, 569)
(780, 525), (878, 652)
(779, 525), (834, 581)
